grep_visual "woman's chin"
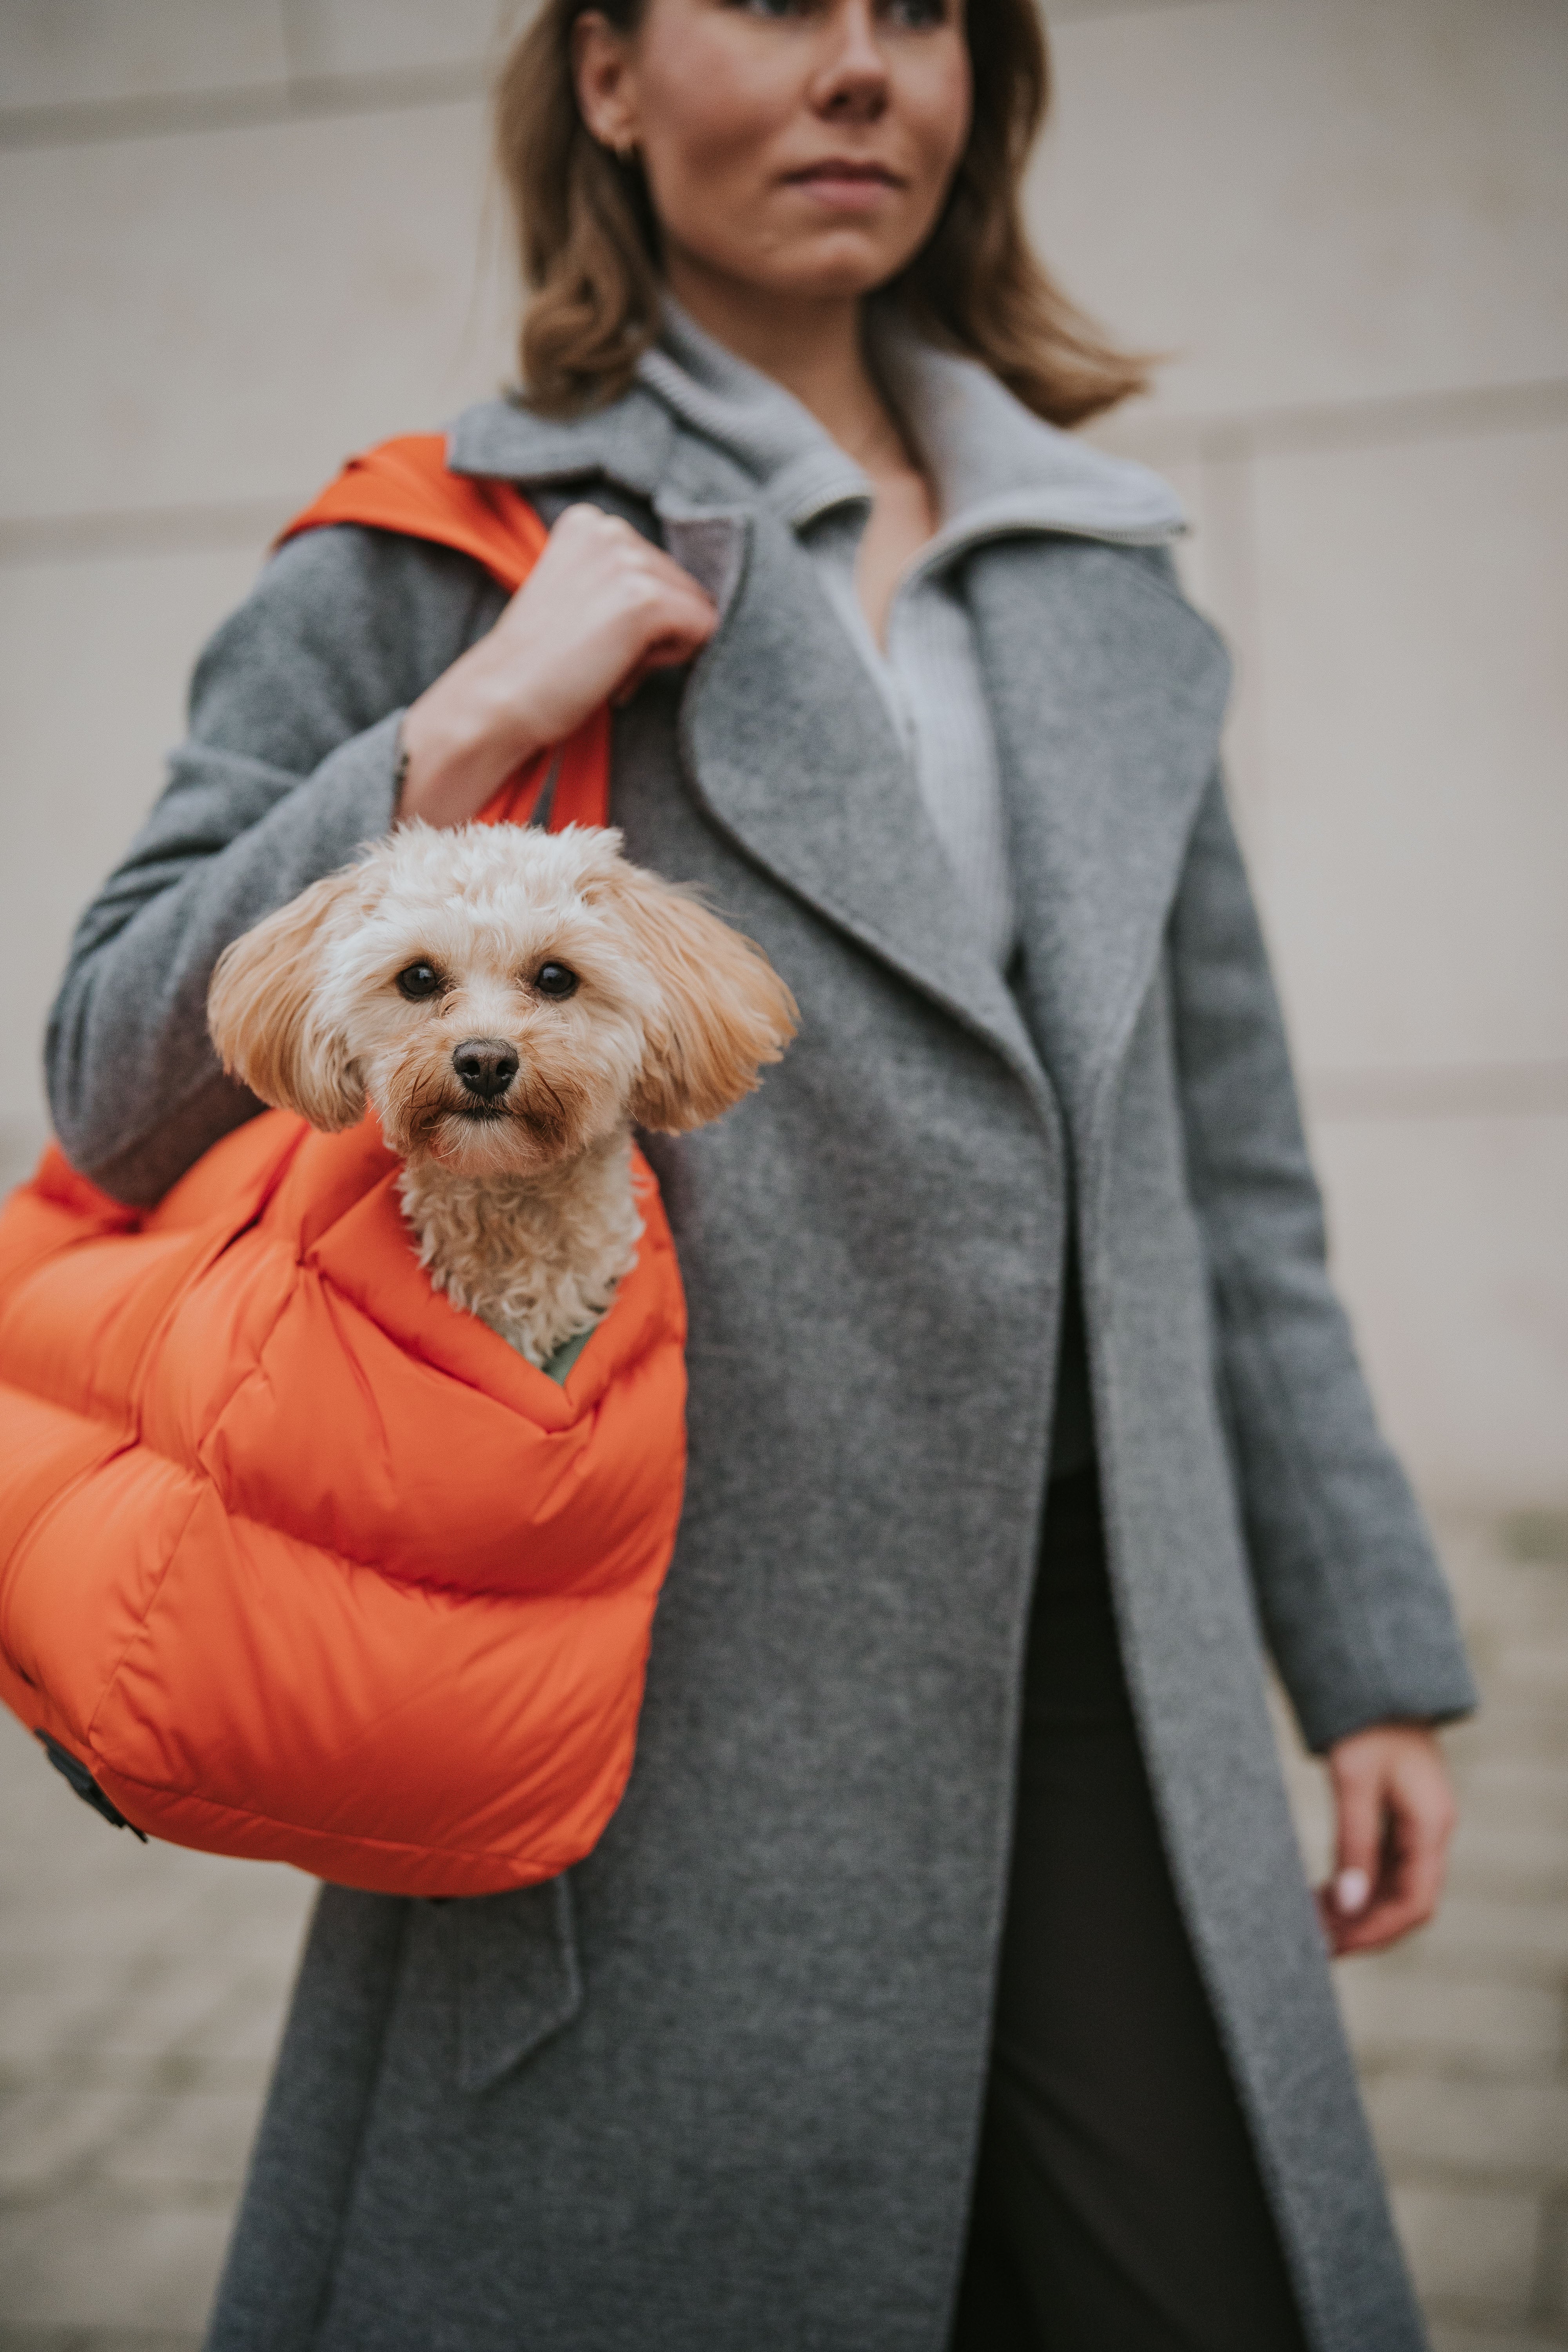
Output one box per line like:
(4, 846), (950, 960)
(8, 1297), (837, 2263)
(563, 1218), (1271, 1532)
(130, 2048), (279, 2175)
(677, 224), (919, 310)
(764, 241), (915, 300)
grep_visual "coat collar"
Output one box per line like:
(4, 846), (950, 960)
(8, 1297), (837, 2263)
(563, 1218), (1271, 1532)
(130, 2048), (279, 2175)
(446, 300), (1187, 547)
(446, 381), (680, 506)
(444, 325), (1219, 1134)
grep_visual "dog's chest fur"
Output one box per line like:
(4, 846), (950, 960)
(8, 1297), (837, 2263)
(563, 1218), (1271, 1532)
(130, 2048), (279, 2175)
(397, 1134), (643, 1369)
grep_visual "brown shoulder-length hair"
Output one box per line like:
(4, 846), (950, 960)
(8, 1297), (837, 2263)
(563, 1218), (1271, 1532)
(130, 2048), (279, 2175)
(495, 0), (1149, 426)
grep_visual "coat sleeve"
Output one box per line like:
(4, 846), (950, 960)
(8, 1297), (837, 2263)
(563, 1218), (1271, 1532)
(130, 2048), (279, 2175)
(45, 526), (506, 1205)
(1168, 773), (1477, 1752)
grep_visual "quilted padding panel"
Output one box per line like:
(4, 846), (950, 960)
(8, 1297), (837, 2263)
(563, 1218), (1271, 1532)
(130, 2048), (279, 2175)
(0, 1113), (688, 1896)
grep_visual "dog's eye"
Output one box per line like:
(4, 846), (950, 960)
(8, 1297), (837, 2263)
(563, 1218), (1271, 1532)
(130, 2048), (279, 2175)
(396, 962), (442, 1001)
(534, 962), (579, 1001)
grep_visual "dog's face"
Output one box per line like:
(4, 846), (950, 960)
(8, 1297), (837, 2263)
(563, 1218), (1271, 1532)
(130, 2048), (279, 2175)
(208, 822), (796, 1174)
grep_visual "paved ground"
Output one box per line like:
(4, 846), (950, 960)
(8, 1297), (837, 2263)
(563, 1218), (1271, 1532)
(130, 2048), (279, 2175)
(0, 1508), (1564, 2350)
(0, 1732), (312, 2351)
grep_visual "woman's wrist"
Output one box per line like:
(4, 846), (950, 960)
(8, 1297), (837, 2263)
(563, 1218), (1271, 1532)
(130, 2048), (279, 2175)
(396, 657), (549, 828)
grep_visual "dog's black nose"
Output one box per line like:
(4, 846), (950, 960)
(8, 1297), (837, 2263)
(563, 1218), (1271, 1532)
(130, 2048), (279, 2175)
(452, 1038), (519, 1101)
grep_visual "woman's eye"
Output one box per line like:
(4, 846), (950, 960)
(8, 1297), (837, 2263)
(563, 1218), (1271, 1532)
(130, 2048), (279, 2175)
(728, 0), (946, 25)
(396, 962), (442, 1000)
(534, 962), (579, 1001)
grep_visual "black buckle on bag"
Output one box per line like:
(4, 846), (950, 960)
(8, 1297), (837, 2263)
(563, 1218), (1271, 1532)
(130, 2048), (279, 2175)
(34, 1731), (149, 1841)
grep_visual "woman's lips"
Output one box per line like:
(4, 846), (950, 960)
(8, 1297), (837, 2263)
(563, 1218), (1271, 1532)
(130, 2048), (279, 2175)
(785, 161), (903, 212)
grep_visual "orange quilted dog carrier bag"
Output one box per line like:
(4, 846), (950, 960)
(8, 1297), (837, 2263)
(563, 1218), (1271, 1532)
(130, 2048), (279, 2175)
(0, 439), (689, 1899)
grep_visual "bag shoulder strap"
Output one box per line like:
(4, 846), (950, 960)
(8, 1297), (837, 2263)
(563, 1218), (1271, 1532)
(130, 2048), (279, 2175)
(278, 434), (609, 832)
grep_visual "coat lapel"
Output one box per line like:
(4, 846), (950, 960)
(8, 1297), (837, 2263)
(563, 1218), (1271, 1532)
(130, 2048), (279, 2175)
(966, 537), (1233, 1141)
(662, 497), (1051, 1102)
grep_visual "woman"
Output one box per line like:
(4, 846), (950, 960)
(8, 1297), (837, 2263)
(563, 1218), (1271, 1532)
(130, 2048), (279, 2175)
(47, 3), (1474, 2347)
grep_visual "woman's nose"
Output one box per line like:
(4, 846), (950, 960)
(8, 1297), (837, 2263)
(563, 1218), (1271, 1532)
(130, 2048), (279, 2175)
(452, 1038), (519, 1100)
(812, 0), (891, 121)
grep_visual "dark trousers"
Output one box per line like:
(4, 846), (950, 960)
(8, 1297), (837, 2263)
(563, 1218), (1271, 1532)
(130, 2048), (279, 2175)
(950, 1470), (1311, 2352)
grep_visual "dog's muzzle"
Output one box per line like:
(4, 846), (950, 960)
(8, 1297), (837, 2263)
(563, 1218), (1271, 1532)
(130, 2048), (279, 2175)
(452, 1038), (519, 1103)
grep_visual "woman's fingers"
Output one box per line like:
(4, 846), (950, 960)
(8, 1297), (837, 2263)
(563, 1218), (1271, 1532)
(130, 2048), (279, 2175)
(508, 505), (717, 688)
(1347, 1741), (1454, 1953)
(479, 505), (717, 740)
(1320, 1726), (1456, 1957)
(396, 504), (717, 827)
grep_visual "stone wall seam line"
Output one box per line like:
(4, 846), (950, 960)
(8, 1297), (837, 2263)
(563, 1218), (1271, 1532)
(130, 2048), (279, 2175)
(1304, 1065), (1568, 1123)
(1099, 379), (1568, 470)
(0, 504), (300, 567)
(0, 64), (490, 153)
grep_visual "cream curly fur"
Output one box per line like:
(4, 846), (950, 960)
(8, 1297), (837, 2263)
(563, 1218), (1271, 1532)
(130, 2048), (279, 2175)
(399, 1139), (642, 1364)
(208, 821), (796, 1368)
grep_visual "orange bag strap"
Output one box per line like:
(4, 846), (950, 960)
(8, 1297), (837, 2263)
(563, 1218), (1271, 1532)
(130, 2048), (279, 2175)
(278, 433), (610, 832)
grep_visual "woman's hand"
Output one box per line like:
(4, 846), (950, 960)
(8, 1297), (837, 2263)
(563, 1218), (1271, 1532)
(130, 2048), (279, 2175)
(397, 503), (719, 828)
(1319, 1723), (1457, 1956)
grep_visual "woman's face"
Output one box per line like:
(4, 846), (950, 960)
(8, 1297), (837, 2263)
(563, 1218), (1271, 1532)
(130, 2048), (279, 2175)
(574, 0), (971, 307)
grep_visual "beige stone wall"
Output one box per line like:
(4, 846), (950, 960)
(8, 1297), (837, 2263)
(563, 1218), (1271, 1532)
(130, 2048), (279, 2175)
(0, 4), (1564, 2346)
(1045, 0), (1568, 1515)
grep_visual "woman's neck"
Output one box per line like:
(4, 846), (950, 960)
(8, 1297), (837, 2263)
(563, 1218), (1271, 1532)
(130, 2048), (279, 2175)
(664, 257), (906, 478)
(664, 255), (938, 646)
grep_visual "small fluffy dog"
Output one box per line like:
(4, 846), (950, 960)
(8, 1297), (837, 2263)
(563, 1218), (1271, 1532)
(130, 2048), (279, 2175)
(207, 821), (797, 1367)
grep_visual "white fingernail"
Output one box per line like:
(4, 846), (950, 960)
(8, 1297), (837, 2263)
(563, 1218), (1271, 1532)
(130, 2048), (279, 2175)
(1336, 1867), (1371, 1915)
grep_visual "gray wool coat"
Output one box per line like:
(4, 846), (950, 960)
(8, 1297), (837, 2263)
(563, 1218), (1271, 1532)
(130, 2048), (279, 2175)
(46, 334), (1475, 2352)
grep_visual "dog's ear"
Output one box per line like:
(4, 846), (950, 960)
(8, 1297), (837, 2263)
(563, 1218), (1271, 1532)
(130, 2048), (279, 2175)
(601, 864), (797, 1133)
(207, 867), (367, 1131)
